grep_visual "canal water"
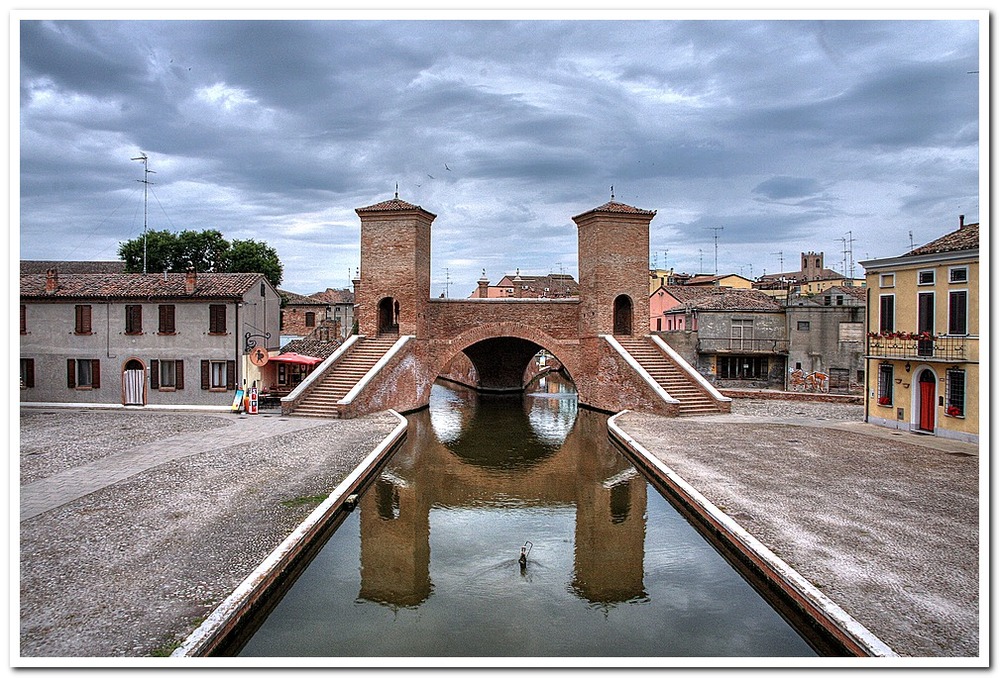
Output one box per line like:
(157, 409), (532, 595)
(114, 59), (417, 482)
(237, 374), (817, 657)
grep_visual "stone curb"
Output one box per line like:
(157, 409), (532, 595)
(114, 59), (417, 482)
(170, 410), (408, 658)
(607, 410), (897, 659)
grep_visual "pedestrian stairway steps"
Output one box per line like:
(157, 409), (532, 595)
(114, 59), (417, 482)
(290, 336), (399, 418)
(615, 337), (723, 416)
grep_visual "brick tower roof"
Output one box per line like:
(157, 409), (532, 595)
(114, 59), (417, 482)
(355, 196), (436, 218)
(573, 200), (656, 221)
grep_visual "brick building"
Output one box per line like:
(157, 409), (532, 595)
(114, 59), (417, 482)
(470, 271), (579, 299)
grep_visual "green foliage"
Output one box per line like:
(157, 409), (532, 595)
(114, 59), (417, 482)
(118, 229), (283, 287)
(226, 238), (283, 288)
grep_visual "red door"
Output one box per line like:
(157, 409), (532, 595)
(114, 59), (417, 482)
(918, 371), (936, 432)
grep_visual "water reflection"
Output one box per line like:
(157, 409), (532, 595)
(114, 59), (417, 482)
(239, 375), (816, 657)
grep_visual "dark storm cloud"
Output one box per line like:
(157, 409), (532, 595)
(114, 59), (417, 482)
(17, 16), (982, 292)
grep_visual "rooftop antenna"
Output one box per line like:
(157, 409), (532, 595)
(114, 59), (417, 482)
(908, 230), (914, 252)
(706, 226), (724, 275)
(131, 152), (156, 275)
(394, 182), (399, 199)
(610, 185), (615, 201)
(444, 267), (451, 298)
(844, 230), (856, 279)
(770, 251), (783, 273)
(699, 248), (704, 274)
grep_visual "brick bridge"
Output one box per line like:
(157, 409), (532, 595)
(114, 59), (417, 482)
(282, 195), (730, 418)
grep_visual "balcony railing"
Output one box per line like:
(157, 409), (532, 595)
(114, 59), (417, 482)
(698, 337), (789, 354)
(867, 334), (974, 362)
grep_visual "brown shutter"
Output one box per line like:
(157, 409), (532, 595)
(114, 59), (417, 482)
(92, 360), (100, 389)
(226, 360), (236, 390)
(150, 360), (159, 389)
(82, 305), (92, 334)
(20, 305), (26, 334)
(24, 359), (34, 388)
(67, 359), (76, 388)
(201, 360), (210, 390)
(176, 360), (184, 390)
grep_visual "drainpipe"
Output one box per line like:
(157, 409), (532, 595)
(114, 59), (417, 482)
(864, 285), (871, 422)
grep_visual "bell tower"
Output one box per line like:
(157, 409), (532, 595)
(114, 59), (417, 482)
(573, 198), (656, 338)
(355, 194), (435, 338)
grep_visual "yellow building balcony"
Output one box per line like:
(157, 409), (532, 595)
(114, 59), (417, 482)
(866, 333), (976, 363)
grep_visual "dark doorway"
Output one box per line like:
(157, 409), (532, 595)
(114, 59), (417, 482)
(378, 297), (399, 335)
(613, 295), (633, 336)
(918, 370), (936, 432)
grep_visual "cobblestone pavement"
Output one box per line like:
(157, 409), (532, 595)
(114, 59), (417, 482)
(19, 408), (400, 658)
(617, 398), (981, 658)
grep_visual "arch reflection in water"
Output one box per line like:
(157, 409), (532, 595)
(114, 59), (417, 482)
(238, 375), (815, 657)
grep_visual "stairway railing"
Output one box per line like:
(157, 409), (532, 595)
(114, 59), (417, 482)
(281, 334), (360, 414)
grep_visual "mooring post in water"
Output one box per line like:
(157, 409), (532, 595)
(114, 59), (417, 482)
(519, 541), (532, 570)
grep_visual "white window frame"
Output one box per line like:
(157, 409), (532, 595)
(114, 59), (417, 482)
(159, 360), (177, 389)
(210, 361), (228, 389)
(878, 294), (895, 333)
(948, 289), (969, 336)
(879, 273), (895, 288)
(949, 266), (968, 284)
(917, 269), (935, 286)
(945, 368), (966, 418)
(917, 291), (935, 336)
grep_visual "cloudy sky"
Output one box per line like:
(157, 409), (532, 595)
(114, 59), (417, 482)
(17, 14), (983, 296)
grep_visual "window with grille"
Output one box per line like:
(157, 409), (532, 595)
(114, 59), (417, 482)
(718, 355), (768, 379)
(20, 358), (34, 389)
(125, 305), (143, 334)
(730, 319), (753, 349)
(877, 363), (893, 406)
(946, 369), (966, 417)
(949, 267), (968, 283)
(918, 270), (935, 285)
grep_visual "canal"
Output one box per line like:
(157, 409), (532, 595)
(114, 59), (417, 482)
(236, 374), (818, 657)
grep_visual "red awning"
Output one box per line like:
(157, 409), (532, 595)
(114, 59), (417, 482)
(270, 352), (323, 366)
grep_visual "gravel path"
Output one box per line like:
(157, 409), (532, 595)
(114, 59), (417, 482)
(617, 398), (980, 658)
(19, 409), (400, 658)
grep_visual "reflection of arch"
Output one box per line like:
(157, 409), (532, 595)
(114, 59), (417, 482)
(432, 322), (577, 386)
(613, 295), (633, 336)
(122, 358), (146, 406)
(378, 297), (399, 335)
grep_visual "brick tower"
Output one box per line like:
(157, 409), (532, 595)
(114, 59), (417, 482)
(355, 194), (435, 338)
(573, 199), (656, 338)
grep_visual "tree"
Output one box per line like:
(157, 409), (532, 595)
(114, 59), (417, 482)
(118, 230), (283, 287)
(117, 229), (179, 274)
(226, 239), (283, 288)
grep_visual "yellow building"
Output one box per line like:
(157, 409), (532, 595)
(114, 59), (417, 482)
(859, 219), (979, 444)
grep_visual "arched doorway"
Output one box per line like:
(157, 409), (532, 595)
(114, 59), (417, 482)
(123, 359), (145, 406)
(613, 295), (633, 336)
(917, 369), (936, 432)
(378, 297), (399, 335)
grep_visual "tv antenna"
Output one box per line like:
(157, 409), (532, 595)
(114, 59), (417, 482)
(770, 251), (784, 273)
(131, 152), (156, 275)
(706, 226), (724, 275)
(444, 267), (451, 298)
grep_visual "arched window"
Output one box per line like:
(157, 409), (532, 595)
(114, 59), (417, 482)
(613, 295), (633, 336)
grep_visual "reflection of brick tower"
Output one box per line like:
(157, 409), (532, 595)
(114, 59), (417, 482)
(574, 199), (656, 338)
(355, 194), (435, 337)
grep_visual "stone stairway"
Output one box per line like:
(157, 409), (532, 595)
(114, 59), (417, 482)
(290, 336), (399, 418)
(615, 337), (723, 416)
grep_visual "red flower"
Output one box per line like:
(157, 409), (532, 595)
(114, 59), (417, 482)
(878, 396), (890, 406)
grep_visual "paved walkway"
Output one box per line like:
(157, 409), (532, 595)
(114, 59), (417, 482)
(616, 406), (981, 659)
(20, 412), (337, 521)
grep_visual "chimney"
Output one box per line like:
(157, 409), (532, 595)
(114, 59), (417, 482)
(477, 270), (490, 298)
(45, 268), (58, 294)
(185, 267), (197, 294)
(959, 214), (965, 228)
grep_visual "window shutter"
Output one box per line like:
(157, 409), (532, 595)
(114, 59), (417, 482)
(176, 360), (184, 390)
(67, 359), (76, 388)
(226, 360), (236, 390)
(25, 359), (34, 388)
(150, 360), (159, 389)
(20, 305), (26, 334)
(92, 360), (101, 389)
(201, 360), (210, 390)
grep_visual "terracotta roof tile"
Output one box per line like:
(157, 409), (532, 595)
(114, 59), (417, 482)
(21, 260), (126, 274)
(21, 272), (263, 300)
(680, 288), (783, 312)
(905, 223), (978, 257)
(280, 338), (343, 361)
(310, 288), (355, 304)
(574, 201), (657, 220)
(356, 197), (434, 216)
(279, 289), (326, 306)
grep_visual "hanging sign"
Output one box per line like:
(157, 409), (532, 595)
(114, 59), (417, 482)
(249, 347), (269, 367)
